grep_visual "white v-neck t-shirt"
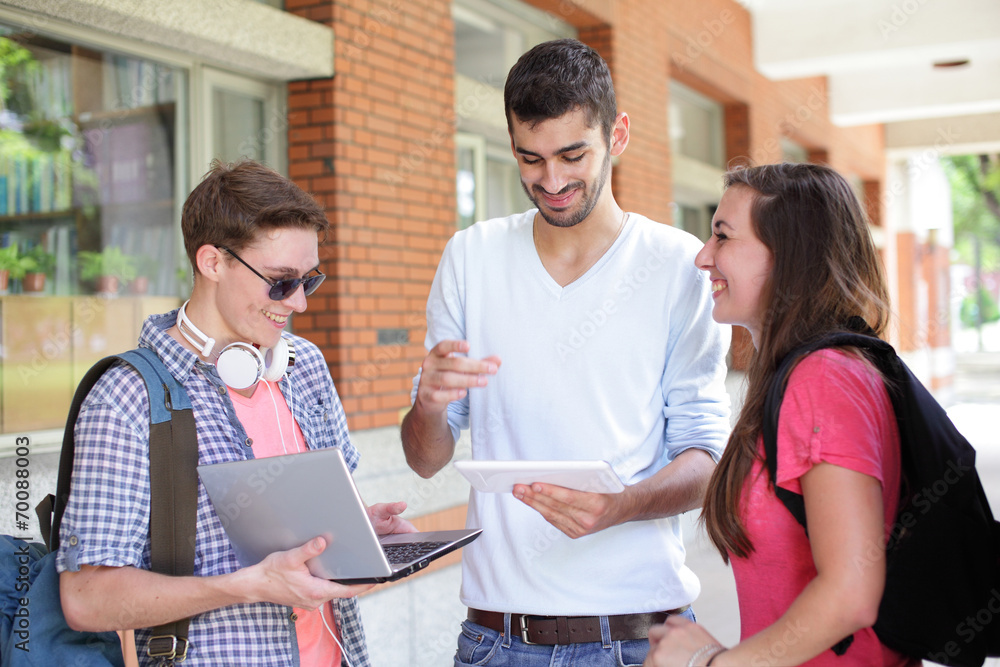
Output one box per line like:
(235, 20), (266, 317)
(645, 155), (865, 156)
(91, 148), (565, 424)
(417, 210), (731, 615)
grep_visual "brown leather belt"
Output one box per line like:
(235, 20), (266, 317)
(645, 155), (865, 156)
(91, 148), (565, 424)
(466, 607), (690, 645)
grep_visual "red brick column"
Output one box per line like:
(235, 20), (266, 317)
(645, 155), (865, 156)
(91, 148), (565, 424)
(724, 102), (751, 166)
(288, 0), (457, 430)
(896, 231), (919, 351)
(723, 101), (754, 369)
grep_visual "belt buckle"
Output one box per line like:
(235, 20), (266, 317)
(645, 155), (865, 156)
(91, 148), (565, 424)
(147, 635), (190, 662)
(519, 615), (538, 645)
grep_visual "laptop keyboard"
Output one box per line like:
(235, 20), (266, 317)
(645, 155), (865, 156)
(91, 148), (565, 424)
(383, 541), (448, 564)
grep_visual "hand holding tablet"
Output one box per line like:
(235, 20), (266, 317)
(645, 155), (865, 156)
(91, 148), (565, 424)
(453, 459), (625, 494)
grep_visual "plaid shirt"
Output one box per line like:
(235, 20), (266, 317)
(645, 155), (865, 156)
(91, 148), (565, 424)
(56, 310), (371, 667)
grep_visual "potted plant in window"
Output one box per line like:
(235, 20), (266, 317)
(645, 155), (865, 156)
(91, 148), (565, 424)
(22, 245), (55, 293)
(128, 255), (155, 295)
(0, 245), (38, 295)
(78, 246), (137, 296)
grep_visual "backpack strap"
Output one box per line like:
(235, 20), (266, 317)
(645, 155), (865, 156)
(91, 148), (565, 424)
(762, 330), (897, 529)
(761, 328), (895, 658)
(40, 355), (125, 551)
(37, 347), (198, 665)
(120, 349), (198, 663)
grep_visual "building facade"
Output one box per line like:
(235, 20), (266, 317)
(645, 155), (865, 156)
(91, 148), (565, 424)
(0, 0), (958, 664)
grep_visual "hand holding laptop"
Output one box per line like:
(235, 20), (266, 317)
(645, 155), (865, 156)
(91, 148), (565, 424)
(198, 448), (481, 584)
(237, 535), (374, 610)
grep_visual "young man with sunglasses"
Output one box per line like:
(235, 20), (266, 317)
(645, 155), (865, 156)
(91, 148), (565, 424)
(56, 159), (411, 666)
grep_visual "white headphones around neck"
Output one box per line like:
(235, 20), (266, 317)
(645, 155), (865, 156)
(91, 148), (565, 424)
(177, 300), (295, 390)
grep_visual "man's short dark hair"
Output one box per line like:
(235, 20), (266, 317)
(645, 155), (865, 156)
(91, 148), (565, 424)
(181, 159), (329, 272)
(504, 38), (617, 141)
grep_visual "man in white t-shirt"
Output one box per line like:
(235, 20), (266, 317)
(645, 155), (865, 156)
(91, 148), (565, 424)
(401, 39), (731, 666)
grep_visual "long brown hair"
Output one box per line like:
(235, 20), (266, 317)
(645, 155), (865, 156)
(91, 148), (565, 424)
(702, 163), (891, 561)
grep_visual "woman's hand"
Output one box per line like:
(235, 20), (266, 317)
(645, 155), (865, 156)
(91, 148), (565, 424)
(645, 616), (726, 666)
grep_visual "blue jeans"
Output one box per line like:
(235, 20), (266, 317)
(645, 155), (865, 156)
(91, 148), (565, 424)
(453, 608), (697, 667)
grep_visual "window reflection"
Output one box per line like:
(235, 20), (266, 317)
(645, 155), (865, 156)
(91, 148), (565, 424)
(0, 26), (183, 297)
(0, 23), (186, 437)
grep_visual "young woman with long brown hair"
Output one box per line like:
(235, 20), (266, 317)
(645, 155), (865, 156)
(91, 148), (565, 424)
(644, 163), (920, 666)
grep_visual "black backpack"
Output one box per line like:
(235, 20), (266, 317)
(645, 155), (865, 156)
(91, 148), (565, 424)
(762, 330), (1000, 667)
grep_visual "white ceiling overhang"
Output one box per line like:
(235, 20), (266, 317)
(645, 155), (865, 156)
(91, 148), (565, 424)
(0, 0), (334, 80)
(747, 0), (1000, 149)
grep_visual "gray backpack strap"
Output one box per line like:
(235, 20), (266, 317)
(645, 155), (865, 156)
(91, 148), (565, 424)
(37, 348), (199, 665)
(118, 349), (199, 664)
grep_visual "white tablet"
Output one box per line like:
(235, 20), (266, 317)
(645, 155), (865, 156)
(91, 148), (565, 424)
(453, 459), (625, 494)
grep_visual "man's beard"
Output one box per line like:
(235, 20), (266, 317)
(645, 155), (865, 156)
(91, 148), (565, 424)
(523, 150), (611, 228)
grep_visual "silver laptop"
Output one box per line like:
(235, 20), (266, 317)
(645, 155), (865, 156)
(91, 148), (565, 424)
(197, 447), (481, 583)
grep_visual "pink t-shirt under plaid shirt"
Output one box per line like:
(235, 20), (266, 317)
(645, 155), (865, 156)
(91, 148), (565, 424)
(230, 380), (341, 667)
(730, 349), (920, 667)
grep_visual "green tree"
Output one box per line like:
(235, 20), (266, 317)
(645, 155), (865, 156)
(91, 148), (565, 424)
(960, 286), (1000, 329)
(943, 155), (1000, 349)
(944, 155), (1000, 265)
(0, 36), (37, 113)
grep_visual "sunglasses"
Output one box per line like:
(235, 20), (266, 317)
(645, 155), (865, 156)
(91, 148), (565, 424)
(216, 245), (326, 301)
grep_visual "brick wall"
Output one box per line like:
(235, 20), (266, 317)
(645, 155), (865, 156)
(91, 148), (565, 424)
(661, 1), (884, 178)
(897, 232), (919, 348)
(864, 180), (883, 227)
(924, 238), (953, 352)
(287, 0), (457, 430)
(284, 0), (891, 430)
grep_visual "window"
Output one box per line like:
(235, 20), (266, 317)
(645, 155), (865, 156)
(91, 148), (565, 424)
(675, 203), (715, 243)
(452, 0), (573, 226)
(200, 67), (285, 172)
(456, 133), (485, 229)
(0, 27), (186, 298)
(485, 143), (531, 221)
(0, 23), (189, 441)
(781, 137), (808, 163)
(669, 81), (726, 240)
(669, 82), (725, 168)
(0, 15), (281, 451)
